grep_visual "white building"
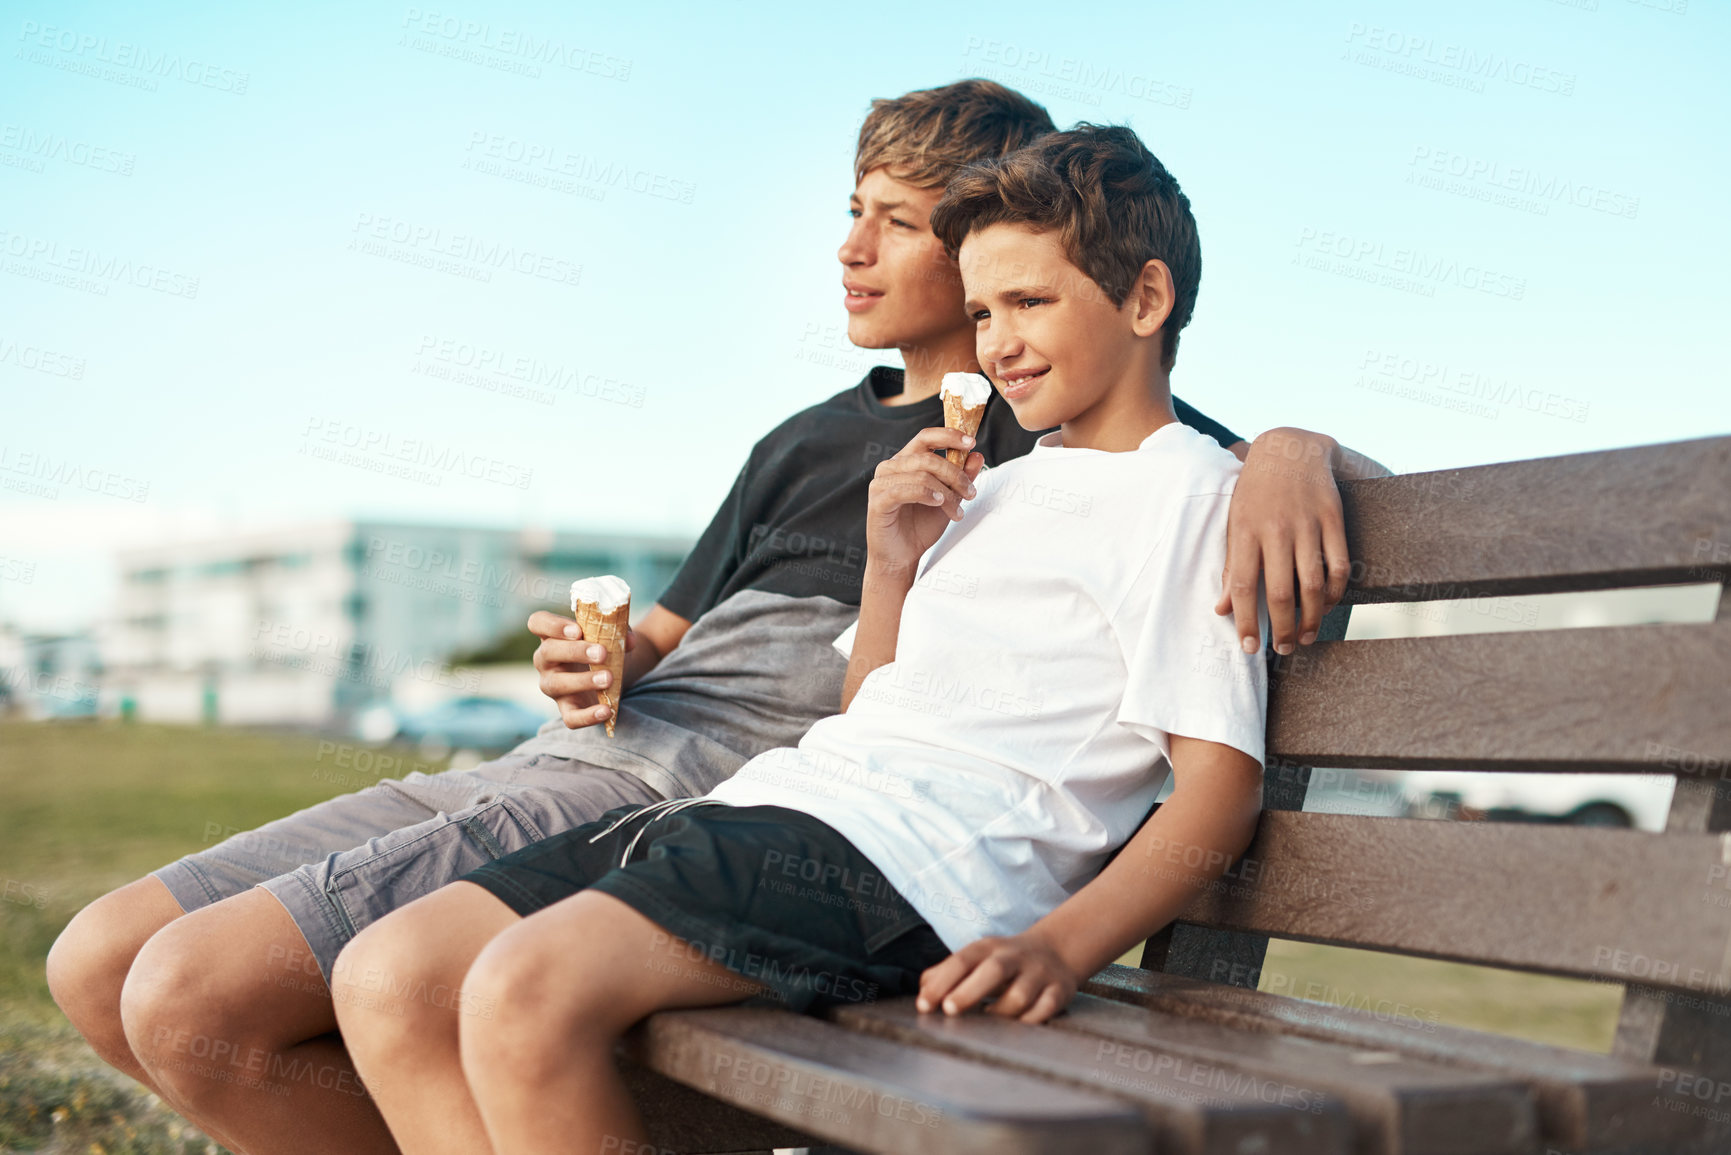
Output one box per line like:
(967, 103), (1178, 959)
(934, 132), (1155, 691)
(105, 521), (690, 727)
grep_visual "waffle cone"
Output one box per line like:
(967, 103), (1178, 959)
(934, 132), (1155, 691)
(573, 598), (629, 737)
(942, 393), (987, 466)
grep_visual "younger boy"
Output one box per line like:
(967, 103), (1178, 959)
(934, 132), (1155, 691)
(331, 122), (1268, 1155)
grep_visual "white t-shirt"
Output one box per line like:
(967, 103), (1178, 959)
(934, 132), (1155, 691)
(705, 420), (1269, 951)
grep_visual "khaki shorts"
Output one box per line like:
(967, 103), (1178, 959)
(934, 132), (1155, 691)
(152, 753), (663, 983)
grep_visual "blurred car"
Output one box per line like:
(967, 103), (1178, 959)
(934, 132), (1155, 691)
(389, 696), (551, 752)
(1400, 771), (1675, 831)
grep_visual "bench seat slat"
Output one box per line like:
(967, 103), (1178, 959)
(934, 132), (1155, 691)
(1153, 811), (1731, 995)
(618, 1060), (818, 1152)
(831, 997), (1352, 1155)
(1043, 993), (1536, 1155)
(1337, 435), (1731, 601)
(1266, 620), (1731, 771)
(1082, 965), (1708, 1152)
(626, 1005), (1151, 1155)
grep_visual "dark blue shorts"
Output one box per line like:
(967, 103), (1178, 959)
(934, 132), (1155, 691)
(461, 799), (953, 1013)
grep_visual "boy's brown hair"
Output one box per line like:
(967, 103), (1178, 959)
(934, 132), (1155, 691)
(854, 78), (1056, 191)
(929, 123), (1201, 370)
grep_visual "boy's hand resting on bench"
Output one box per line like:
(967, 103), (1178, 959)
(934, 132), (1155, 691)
(915, 932), (1078, 1025)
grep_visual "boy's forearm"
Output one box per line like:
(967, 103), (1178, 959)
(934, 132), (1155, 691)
(1023, 758), (1263, 981)
(840, 559), (917, 710)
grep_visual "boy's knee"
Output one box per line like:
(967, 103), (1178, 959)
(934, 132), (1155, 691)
(48, 881), (179, 1026)
(119, 920), (213, 1060)
(458, 938), (587, 1080)
(331, 910), (459, 1044)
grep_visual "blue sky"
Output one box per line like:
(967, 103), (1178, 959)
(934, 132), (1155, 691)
(2, 0), (1726, 631)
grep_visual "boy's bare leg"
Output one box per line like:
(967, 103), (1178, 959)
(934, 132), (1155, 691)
(460, 889), (769, 1155)
(331, 882), (524, 1155)
(119, 888), (399, 1155)
(46, 876), (186, 1091)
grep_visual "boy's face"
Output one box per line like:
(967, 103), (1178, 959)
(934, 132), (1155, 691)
(839, 168), (971, 355)
(960, 222), (1140, 432)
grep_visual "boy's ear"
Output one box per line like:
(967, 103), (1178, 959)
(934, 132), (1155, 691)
(1128, 258), (1175, 339)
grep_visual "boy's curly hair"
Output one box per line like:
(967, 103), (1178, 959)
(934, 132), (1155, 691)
(929, 123), (1201, 370)
(854, 79), (1056, 191)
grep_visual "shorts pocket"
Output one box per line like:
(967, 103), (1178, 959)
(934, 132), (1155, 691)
(324, 797), (543, 939)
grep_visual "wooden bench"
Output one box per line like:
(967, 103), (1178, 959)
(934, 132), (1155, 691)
(616, 434), (1731, 1155)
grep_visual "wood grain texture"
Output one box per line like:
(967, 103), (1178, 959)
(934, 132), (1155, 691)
(625, 1005), (1151, 1155)
(1145, 811), (1731, 995)
(1082, 965), (1706, 1152)
(619, 1060), (815, 1152)
(1047, 993), (1536, 1155)
(1334, 435), (1731, 602)
(1266, 621), (1731, 771)
(831, 997), (1351, 1155)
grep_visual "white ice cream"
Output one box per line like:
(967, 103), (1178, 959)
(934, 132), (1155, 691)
(941, 371), (992, 408)
(570, 574), (631, 614)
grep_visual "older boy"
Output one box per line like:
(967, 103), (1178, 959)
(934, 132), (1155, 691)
(50, 80), (1368, 1155)
(332, 120), (1268, 1155)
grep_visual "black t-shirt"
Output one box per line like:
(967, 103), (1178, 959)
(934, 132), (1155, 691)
(657, 366), (1243, 620)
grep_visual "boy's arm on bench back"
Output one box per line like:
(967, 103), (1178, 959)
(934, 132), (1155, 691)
(1220, 427), (1394, 656)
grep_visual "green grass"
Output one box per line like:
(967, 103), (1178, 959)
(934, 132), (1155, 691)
(0, 721), (1627, 1151)
(1256, 939), (1624, 1053)
(0, 721), (449, 1153)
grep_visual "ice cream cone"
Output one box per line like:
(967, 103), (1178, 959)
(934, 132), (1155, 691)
(942, 391), (986, 467)
(570, 576), (631, 737)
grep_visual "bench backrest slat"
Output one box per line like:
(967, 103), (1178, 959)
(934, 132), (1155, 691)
(1154, 810), (1731, 996)
(1267, 620), (1731, 772)
(1338, 435), (1731, 601)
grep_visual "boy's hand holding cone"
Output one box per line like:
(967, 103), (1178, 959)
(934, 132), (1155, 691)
(940, 371), (991, 466)
(568, 575), (631, 736)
